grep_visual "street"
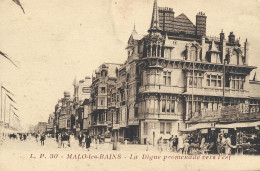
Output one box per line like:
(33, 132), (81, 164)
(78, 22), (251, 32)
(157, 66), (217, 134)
(0, 136), (260, 171)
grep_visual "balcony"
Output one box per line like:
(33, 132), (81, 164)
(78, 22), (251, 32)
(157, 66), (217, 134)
(139, 112), (179, 120)
(139, 85), (184, 94)
(185, 87), (249, 98)
(128, 118), (139, 125)
(92, 121), (108, 126)
(119, 121), (127, 127)
(97, 105), (107, 110)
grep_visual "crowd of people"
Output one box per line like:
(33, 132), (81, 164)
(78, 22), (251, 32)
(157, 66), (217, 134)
(156, 131), (258, 155)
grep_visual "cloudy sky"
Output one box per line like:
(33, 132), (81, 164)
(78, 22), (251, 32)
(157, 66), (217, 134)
(0, 0), (259, 128)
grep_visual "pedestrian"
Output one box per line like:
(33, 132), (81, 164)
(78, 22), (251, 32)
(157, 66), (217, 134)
(183, 140), (189, 155)
(158, 137), (163, 153)
(57, 133), (61, 148)
(225, 134), (232, 155)
(40, 134), (45, 146)
(35, 134), (38, 142)
(85, 135), (91, 151)
(178, 135), (184, 154)
(82, 134), (86, 148)
(78, 133), (83, 147)
(169, 135), (174, 151)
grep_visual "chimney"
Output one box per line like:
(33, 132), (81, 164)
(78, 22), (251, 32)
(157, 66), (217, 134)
(196, 12), (207, 36)
(228, 32), (235, 43)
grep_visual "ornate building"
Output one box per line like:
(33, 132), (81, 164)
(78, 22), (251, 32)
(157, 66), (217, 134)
(111, 0), (258, 144)
(51, 0), (260, 144)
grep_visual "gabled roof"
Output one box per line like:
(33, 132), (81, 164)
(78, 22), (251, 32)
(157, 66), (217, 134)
(209, 41), (220, 52)
(175, 13), (195, 26)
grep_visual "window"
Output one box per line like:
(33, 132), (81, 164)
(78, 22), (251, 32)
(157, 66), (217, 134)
(171, 100), (175, 113)
(166, 100), (170, 113)
(189, 46), (196, 61)
(189, 72), (203, 88)
(100, 100), (104, 106)
(163, 71), (171, 86)
(101, 87), (106, 93)
(162, 100), (166, 112)
(160, 122), (165, 134)
(206, 74), (222, 87)
(231, 75), (244, 90)
(166, 123), (171, 134)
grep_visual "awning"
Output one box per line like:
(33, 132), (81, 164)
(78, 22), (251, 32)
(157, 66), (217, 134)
(217, 121), (260, 129)
(180, 123), (212, 132)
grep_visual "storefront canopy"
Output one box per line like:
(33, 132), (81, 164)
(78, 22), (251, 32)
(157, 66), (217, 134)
(217, 121), (260, 129)
(181, 121), (260, 132)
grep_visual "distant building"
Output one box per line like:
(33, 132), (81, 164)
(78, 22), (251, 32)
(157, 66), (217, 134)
(37, 122), (47, 134)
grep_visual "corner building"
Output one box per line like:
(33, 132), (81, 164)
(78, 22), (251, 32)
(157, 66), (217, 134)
(119, 0), (256, 144)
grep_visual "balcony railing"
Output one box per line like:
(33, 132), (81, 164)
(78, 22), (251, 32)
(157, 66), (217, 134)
(139, 85), (184, 94)
(186, 86), (249, 97)
(139, 112), (179, 120)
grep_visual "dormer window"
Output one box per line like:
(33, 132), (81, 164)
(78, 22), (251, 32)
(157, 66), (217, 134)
(101, 70), (107, 77)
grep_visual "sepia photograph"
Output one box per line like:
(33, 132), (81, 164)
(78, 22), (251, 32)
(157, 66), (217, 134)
(0, 0), (260, 170)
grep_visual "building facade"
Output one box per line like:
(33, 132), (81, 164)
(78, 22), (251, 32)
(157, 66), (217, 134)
(49, 0), (260, 145)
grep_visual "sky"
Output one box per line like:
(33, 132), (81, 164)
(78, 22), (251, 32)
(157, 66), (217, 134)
(0, 0), (259, 129)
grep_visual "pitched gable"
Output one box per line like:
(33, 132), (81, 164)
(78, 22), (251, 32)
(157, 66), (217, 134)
(173, 13), (196, 35)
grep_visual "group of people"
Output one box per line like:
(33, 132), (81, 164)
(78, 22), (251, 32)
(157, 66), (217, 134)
(181, 133), (234, 155)
(156, 132), (235, 155)
(78, 133), (92, 150)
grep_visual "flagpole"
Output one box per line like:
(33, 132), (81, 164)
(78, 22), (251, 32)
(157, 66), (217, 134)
(9, 104), (11, 127)
(1, 84), (2, 122)
(4, 94), (6, 125)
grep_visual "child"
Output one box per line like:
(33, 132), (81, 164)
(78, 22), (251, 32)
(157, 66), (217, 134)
(183, 140), (189, 155)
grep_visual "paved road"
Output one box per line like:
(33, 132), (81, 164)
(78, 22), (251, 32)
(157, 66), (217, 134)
(0, 137), (259, 171)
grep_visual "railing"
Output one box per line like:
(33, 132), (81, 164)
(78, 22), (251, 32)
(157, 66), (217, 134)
(139, 84), (184, 93)
(139, 112), (179, 120)
(186, 86), (249, 97)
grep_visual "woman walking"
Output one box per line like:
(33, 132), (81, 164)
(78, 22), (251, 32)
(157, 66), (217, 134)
(85, 135), (91, 151)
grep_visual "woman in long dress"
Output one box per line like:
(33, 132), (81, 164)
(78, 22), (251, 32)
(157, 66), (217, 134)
(225, 134), (232, 155)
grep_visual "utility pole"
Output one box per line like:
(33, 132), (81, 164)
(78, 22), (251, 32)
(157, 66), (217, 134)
(222, 59), (227, 106)
(191, 55), (195, 119)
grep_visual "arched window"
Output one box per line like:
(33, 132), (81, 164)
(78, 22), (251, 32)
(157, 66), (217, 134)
(230, 51), (238, 65)
(189, 46), (196, 61)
